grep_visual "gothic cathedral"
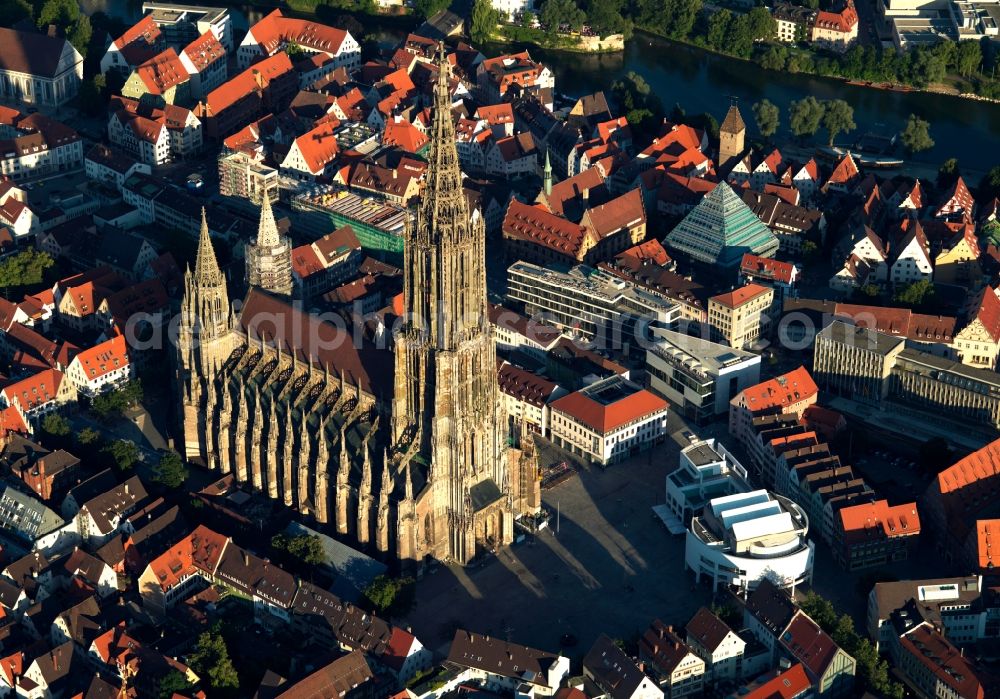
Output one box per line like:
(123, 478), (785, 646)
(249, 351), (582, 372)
(175, 45), (538, 566)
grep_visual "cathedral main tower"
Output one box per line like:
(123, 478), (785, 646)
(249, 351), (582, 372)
(391, 45), (514, 565)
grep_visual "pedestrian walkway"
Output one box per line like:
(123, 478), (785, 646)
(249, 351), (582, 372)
(126, 406), (168, 451)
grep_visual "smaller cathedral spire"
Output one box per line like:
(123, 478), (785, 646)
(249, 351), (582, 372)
(193, 208), (223, 287)
(543, 149), (552, 196)
(404, 459), (413, 502)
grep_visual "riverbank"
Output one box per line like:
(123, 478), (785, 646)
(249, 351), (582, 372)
(493, 24), (625, 53)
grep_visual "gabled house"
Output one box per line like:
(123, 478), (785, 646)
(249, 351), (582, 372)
(75, 475), (149, 547)
(584, 634), (663, 699)
(684, 607), (747, 681)
(638, 620), (705, 698)
(935, 176), (975, 222)
(953, 286), (1000, 369)
(65, 334), (132, 397)
(446, 630), (570, 696)
(889, 221), (933, 286)
(280, 121), (340, 180)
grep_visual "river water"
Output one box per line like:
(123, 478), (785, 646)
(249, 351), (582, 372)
(88, 0), (1000, 173)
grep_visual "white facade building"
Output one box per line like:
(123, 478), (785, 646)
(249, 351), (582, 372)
(685, 489), (815, 593)
(492, 0), (533, 20)
(550, 375), (668, 466)
(0, 28), (83, 108)
(647, 328), (761, 424)
(663, 440), (753, 533)
(237, 10), (361, 72)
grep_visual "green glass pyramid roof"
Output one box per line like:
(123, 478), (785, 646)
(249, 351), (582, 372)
(664, 182), (779, 267)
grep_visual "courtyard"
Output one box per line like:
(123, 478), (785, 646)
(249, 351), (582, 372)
(402, 426), (714, 659)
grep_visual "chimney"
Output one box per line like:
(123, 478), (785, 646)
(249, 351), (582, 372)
(242, 550), (249, 566)
(582, 187), (589, 206)
(124, 482), (130, 494)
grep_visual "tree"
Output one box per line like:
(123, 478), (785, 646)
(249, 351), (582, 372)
(634, 0), (701, 39)
(788, 96), (824, 138)
(801, 591), (903, 698)
(77, 427), (101, 445)
(104, 440), (140, 470)
(752, 99), (780, 139)
(37, 0), (78, 28)
(706, 10), (731, 51)
(539, 0), (586, 33)
(41, 413), (70, 437)
(67, 13), (91, 56)
(272, 533), (327, 566)
(956, 39), (982, 77)
(157, 670), (195, 699)
(893, 279), (935, 309)
(189, 630), (239, 693)
(0, 249), (55, 291)
(938, 158), (960, 189)
(284, 39), (305, 58)
(470, 0), (500, 44)
(901, 114), (934, 153)
(413, 0), (450, 20)
(759, 45), (788, 71)
(0, 0), (33, 27)
(801, 240), (820, 260)
(979, 165), (1000, 201)
(821, 99), (855, 145)
(521, 10), (535, 27)
(725, 15), (754, 58)
(364, 575), (416, 616)
(746, 6), (776, 41)
(77, 74), (105, 116)
(153, 450), (188, 489)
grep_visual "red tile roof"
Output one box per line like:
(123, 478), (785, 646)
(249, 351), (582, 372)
(497, 361), (559, 408)
(970, 286), (1000, 343)
(475, 103), (514, 125)
(583, 188), (644, 238)
(779, 613), (842, 680)
(616, 240), (670, 268)
(976, 519), (1000, 570)
(740, 253), (796, 284)
(503, 199), (589, 258)
(834, 303), (956, 342)
(145, 525), (229, 592)
(71, 334), (130, 382)
(741, 664), (810, 699)
(113, 16), (162, 66)
(815, 6), (858, 32)
(382, 117), (428, 153)
(182, 30), (225, 73)
(248, 10), (350, 57)
(291, 121), (339, 174)
(738, 366), (818, 413)
(826, 153), (859, 186)
(710, 283), (772, 309)
(551, 385), (667, 433)
(135, 49), (188, 94)
(204, 52), (293, 115)
(898, 625), (983, 699)
(1, 369), (64, 413)
(839, 499), (920, 543)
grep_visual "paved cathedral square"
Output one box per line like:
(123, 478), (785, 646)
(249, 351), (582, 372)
(175, 46), (538, 566)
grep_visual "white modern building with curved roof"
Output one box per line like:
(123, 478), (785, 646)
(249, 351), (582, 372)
(684, 489), (814, 593)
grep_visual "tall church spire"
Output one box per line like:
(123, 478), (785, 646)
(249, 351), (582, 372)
(246, 192), (294, 297)
(390, 43), (514, 566)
